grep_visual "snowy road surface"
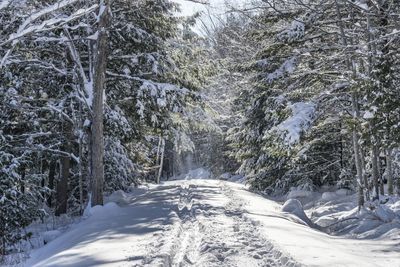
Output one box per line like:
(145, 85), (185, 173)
(24, 180), (400, 267)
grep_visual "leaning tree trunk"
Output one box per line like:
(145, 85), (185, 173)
(91, 0), (111, 207)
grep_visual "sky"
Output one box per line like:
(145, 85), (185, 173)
(173, 0), (234, 16)
(173, 0), (247, 34)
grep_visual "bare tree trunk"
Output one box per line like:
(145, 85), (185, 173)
(386, 148), (393, 195)
(56, 122), (72, 216)
(377, 147), (384, 196)
(351, 99), (365, 208)
(78, 103), (84, 214)
(157, 138), (165, 184)
(91, 0), (111, 207)
(155, 135), (162, 180)
(360, 146), (369, 201)
(371, 142), (380, 200)
(20, 167), (26, 194)
(56, 152), (70, 216)
(47, 160), (57, 207)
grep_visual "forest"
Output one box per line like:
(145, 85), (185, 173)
(1, 0), (400, 266)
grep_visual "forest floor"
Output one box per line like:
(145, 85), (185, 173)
(20, 179), (400, 267)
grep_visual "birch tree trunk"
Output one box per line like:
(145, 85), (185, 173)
(91, 0), (111, 206)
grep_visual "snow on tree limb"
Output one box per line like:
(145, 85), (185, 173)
(4, 5), (98, 45)
(0, 1), (98, 68)
(0, 0), (10, 10)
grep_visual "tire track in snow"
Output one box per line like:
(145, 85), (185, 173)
(141, 181), (301, 267)
(170, 182), (203, 266)
(141, 181), (203, 267)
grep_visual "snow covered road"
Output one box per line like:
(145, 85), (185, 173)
(24, 180), (400, 267)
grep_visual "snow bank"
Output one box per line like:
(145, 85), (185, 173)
(218, 172), (231, 180)
(229, 174), (246, 183)
(321, 191), (337, 201)
(305, 190), (400, 239)
(88, 202), (121, 217)
(105, 190), (130, 206)
(282, 199), (313, 226)
(217, 172), (246, 184)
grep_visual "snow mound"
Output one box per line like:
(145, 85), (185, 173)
(217, 172), (246, 183)
(374, 205), (396, 223)
(105, 190), (130, 206)
(85, 202), (121, 217)
(305, 190), (400, 239)
(321, 192), (337, 201)
(229, 174), (246, 183)
(218, 172), (231, 180)
(127, 184), (149, 194)
(282, 199), (311, 226)
(335, 188), (351, 196)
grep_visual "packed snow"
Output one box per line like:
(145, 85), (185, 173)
(11, 177), (400, 267)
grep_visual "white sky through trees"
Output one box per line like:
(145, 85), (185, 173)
(173, 0), (247, 33)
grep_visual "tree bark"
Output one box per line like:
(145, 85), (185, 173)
(351, 93), (365, 207)
(56, 152), (70, 216)
(91, 0), (111, 206)
(386, 148), (393, 195)
(157, 138), (165, 184)
(56, 122), (72, 216)
(47, 160), (57, 207)
(371, 142), (380, 200)
(78, 103), (84, 214)
(377, 148), (384, 196)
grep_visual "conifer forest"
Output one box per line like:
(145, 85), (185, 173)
(1, 0), (400, 266)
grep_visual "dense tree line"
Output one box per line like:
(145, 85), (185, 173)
(1, 0), (400, 260)
(213, 1), (400, 203)
(0, 0), (207, 256)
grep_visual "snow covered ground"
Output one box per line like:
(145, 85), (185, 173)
(13, 179), (400, 267)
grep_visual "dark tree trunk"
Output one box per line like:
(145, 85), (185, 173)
(20, 167), (26, 194)
(386, 148), (394, 195)
(371, 143), (380, 200)
(55, 122), (72, 216)
(47, 160), (57, 207)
